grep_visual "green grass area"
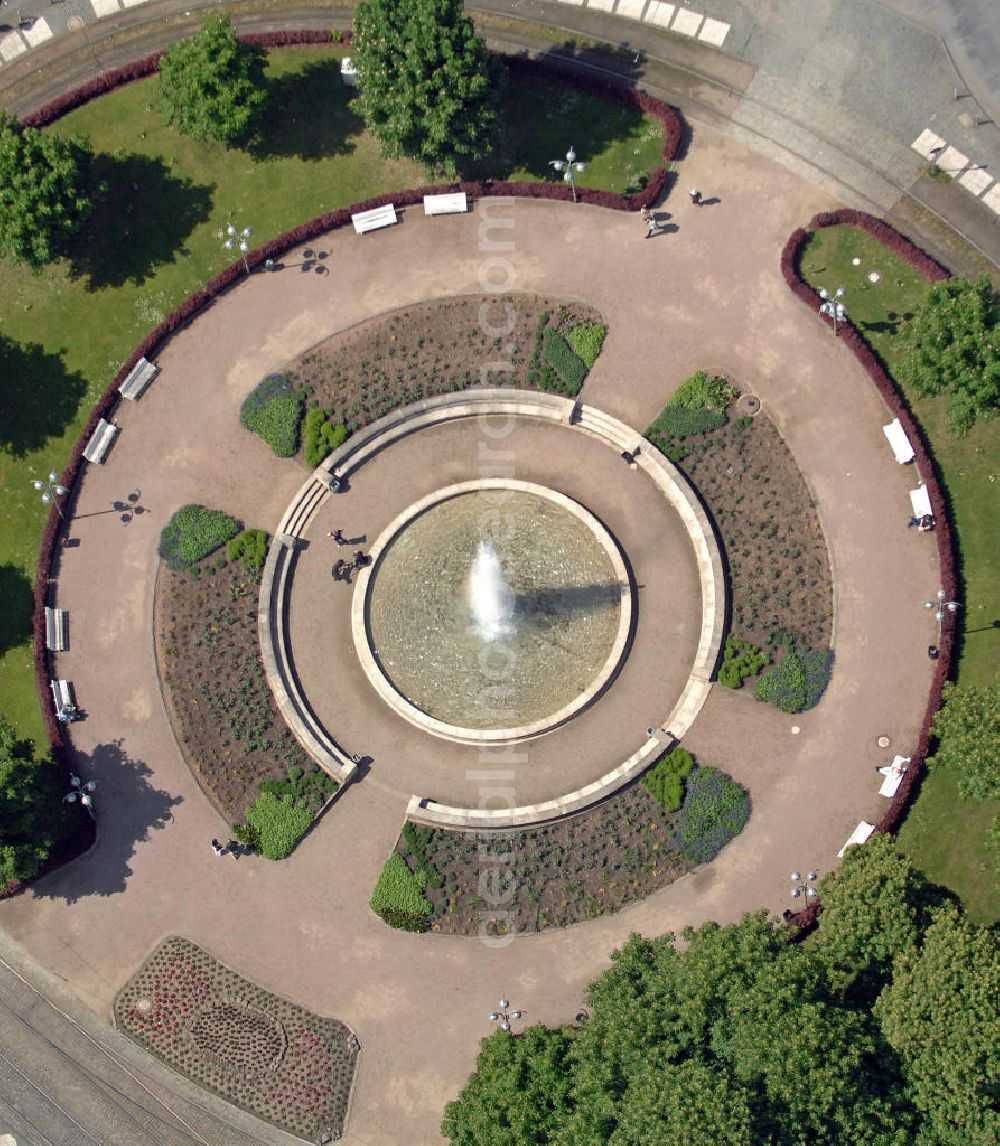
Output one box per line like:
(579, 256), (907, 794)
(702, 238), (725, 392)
(0, 48), (664, 747)
(802, 226), (999, 922)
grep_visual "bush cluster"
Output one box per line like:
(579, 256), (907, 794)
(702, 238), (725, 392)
(567, 322), (607, 368)
(649, 405), (725, 439)
(240, 374), (304, 457)
(370, 853), (433, 931)
(237, 791), (315, 860)
(259, 763), (337, 813)
(158, 504), (240, 570)
(718, 636), (769, 689)
(541, 329), (588, 394)
(401, 821), (444, 888)
(677, 766), (750, 864)
(641, 747), (696, 813)
(671, 369), (737, 411)
(226, 527), (268, 571)
(754, 644), (833, 713)
(303, 407), (348, 467)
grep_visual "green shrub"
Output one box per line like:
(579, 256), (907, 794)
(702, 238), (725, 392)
(401, 821), (444, 888)
(541, 330), (588, 394)
(677, 766), (750, 864)
(226, 528), (268, 571)
(159, 504), (240, 570)
(259, 763), (337, 812)
(642, 747), (696, 813)
(754, 645), (833, 713)
(303, 407), (348, 467)
(647, 405), (726, 439)
(718, 636), (770, 689)
(670, 370), (737, 411)
(242, 791), (315, 860)
(240, 374), (304, 457)
(567, 322), (607, 368)
(370, 853), (433, 930)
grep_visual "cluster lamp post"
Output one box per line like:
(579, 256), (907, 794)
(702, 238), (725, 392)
(791, 869), (819, 903)
(488, 996), (523, 1033)
(32, 472), (69, 519)
(223, 223), (253, 276)
(549, 147), (587, 203)
(924, 588), (960, 642)
(64, 775), (96, 817)
(818, 287), (846, 335)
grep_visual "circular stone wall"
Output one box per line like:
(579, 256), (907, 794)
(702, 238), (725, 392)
(353, 481), (633, 744)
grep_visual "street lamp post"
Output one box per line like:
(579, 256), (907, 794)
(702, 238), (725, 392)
(818, 287), (847, 335)
(488, 996), (523, 1033)
(549, 146), (587, 203)
(63, 775), (96, 818)
(924, 588), (960, 643)
(32, 472), (69, 519)
(790, 869), (819, 904)
(223, 223), (253, 276)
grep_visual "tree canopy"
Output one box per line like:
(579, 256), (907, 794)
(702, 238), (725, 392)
(351, 0), (497, 177)
(0, 113), (93, 268)
(928, 679), (1000, 802)
(443, 840), (998, 1144)
(899, 274), (999, 435)
(158, 13), (268, 145)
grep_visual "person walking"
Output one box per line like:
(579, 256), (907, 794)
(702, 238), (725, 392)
(645, 216), (661, 240)
(689, 189), (703, 206)
(211, 839), (225, 857)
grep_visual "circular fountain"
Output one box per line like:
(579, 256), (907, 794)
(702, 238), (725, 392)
(353, 480), (634, 744)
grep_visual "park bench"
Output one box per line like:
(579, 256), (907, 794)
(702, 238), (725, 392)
(423, 192), (469, 216)
(50, 678), (78, 722)
(45, 607), (68, 652)
(118, 357), (159, 401)
(882, 418), (915, 464)
(837, 820), (875, 858)
(83, 418), (119, 464)
(878, 756), (910, 798)
(909, 484), (932, 518)
(352, 204), (397, 234)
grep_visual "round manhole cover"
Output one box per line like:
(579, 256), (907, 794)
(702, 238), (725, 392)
(737, 394), (761, 416)
(877, 735), (891, 749)
(67, 15), (85, 30)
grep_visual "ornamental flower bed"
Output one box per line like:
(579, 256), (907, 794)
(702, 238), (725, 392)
(115, 936), (359, 1142)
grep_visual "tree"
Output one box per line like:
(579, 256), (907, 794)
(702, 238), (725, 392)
(928, 679), (1000, 802)
(158, 14), (267, 145)
(875, 904), (999, 1145)
(0, 112), (93, 268)
(0, 715), (77, 885)
(351, 0), (497, 177)
(899, 274), (999, 435)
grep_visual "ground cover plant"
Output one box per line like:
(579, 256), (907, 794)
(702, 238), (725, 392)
(285, 295), (605, 432)
(0, 45), (652, 749)
(717, 635), (769, 689)
(799, 225), (998, 921)
(239, 374), (304, 457)
(373, 748), (748, 936)
(226, 527), (268, 571)
(155, 537), (317, 825)
(115, 935), (359, 1141)
(158, 504), (240, 571)
(754, 641), (833, 714)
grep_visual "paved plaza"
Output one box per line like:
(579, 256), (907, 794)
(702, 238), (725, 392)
(0, 121), (945, 1141)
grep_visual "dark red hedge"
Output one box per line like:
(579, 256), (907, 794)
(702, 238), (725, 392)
(780, 212), (958, 879)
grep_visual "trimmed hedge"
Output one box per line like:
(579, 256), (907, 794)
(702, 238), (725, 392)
(677, 766), (751, 864)
(642, 747), (696, 813)
(541, 330), (588, 394)
(226, 528), (268, 571)
(370, 853), (433, 932)
(240, 374), (304, 457)
(158, 505), (240, 570)
(304, 408), (348, 468)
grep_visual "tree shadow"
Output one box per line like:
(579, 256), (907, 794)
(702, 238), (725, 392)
(249, 58), (362, 161)
(31, 740), (182, 903)
(59, 152), (214, 290)
(0, 333), (88, 457)
(0, 564), (34, 658)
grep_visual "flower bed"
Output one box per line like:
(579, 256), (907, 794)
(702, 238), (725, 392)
(115, 936), (359, 1142)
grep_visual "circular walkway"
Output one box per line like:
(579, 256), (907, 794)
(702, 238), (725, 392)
(0, 139), (941, 1142)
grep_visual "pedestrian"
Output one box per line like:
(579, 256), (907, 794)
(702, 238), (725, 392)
(211, 839), (225, 857)
(689, 189), (702, 206)
(645, 217), (661, 240)
(640, 205), (651, 222)
(224, 839), (240, 858)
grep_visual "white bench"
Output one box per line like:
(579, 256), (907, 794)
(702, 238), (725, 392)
(351, 204), (397, 234)
(837, 820), (875, 858)
(909, 484), (932, 518)
(340, 57), (358, 87)
(878, 755), (911, 798)
(423, 192), (468, 216)
(45, 607), (68, 652)
(118, 356), (158, 401)
(50, 678), (78, 722)
(83, 418), (119, 464)
(882, 418), (915, 464)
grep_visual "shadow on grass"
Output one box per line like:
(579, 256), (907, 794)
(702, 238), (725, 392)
(32, 739), (182, 903)
(60, 152), (214, 290)
(0, 564), (33, 658)
(0, 334), (88, 458)
(250, 59), (362, 161)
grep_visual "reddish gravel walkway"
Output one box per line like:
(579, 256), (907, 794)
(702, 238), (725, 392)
(0, 134), (940, 1143)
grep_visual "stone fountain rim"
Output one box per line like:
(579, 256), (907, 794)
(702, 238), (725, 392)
(352, 480), (634, 745)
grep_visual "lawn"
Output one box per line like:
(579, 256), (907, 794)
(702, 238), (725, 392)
(802, 226), (999, 922)
(0, 47), (665, 749)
